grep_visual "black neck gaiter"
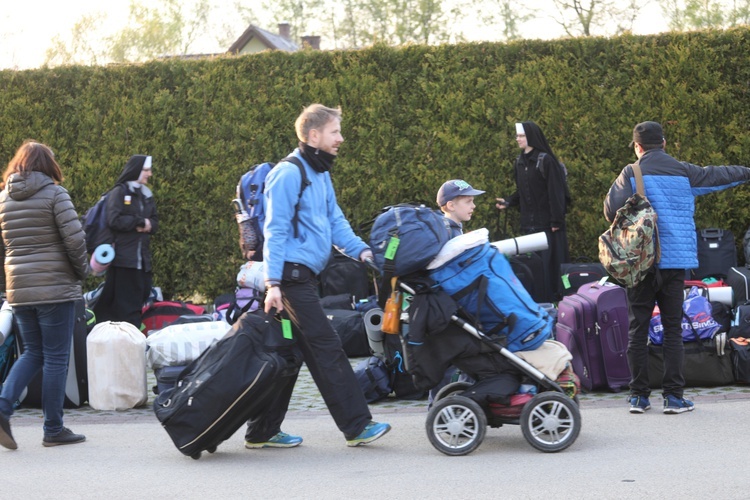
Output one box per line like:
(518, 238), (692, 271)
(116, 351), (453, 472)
(300, 142), (336, 173)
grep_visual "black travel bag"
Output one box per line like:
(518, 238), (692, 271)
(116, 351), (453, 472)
(319, 249), (371, 302)
(17, 299), (93, 408)
(324, 308), (370, 357)
(154, 311), (302, 459)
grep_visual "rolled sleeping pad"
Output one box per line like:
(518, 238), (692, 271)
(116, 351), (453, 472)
(90, 243), (115, 275)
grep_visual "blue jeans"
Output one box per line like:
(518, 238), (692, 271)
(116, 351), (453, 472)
(0, 301), (75, 435)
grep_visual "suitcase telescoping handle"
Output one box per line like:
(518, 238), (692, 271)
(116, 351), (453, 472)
(700, 228), (724, 239)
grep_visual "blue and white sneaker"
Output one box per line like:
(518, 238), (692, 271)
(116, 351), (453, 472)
(346, 421), (391, 447)
(663, 395), (695, 414)
(629, 396), (651, 414)
(245, 432), (303, 449)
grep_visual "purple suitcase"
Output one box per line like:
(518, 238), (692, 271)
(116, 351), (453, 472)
(555, 281), (630, 392)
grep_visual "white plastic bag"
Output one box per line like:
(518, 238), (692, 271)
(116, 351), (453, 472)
(145, 321), (231, 369)
(87, 321), (148, 410)
(0, 301), (12, 342)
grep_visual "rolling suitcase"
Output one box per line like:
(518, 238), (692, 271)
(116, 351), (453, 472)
(17, 299), (93, 408)
(555, 281), (630, 392)
(559, 260), (608, 297)
(154, 311), (302, 459)
(510, 252), (550, 303)
(693, 228), (737, 280)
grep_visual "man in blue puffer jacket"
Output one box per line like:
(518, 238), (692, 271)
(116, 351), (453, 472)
(604, 121), (750, 415)
(244, 104), (391, 450)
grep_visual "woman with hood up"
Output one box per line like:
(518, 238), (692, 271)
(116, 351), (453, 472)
(93, 154), (158, 328)
(496, 121), (570, 301)
(0, 140), (89, 449)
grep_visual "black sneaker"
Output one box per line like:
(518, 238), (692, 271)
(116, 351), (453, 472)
(43, 427), (86, 447)
(0, 412), (17, 450)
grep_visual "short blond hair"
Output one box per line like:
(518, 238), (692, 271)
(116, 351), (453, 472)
(295, 104), (342, 142)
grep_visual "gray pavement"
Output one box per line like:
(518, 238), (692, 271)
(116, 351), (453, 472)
(11, 357), (750, 421)
(5, 360), (750, 499)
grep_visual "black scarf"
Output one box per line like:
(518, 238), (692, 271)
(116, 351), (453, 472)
(299, 142), (335, 173)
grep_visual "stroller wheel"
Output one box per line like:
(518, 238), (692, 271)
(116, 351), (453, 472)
(520, 392), (581, 453)
(433, 381), (473, 402)
(426, 395), (487, 456)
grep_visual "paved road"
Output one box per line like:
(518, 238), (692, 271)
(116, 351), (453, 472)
(4, 393), (750, 499)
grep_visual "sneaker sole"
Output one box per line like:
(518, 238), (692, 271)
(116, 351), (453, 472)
(245, 441), (302, 449)
(0, 432), (18, 450)
(663, 406), (694, 414)
(346, 426), (391, 447)
(629, 406), (650, 414)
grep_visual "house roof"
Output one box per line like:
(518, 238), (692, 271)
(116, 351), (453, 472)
(227, 25), (299, 54)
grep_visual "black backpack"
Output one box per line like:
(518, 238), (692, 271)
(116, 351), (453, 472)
(535, 152), (573, 208)
(82, 189), (114, 254)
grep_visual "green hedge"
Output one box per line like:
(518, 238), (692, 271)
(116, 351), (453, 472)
(2, 28), (750, 300)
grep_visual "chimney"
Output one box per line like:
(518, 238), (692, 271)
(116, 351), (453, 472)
(301, 35), (321, 50)
(278, 22), (291, 40)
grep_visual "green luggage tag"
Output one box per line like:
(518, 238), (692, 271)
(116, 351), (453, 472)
(281, 318), (293, 340)
(385, 236), (400, 261)
(561, 274), (571, 290)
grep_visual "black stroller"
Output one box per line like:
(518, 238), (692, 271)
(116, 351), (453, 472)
(370, 275), (582, 456)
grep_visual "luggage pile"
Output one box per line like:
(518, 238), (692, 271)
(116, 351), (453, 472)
(556, 226), (749, 391)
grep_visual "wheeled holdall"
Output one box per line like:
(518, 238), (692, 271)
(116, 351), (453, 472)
(154, 311), (302, 459)
(555, 281), (630, 392)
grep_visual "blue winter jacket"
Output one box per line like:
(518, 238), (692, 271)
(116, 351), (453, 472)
(263, 149), (368, 283)
(603, 148), (750, 270)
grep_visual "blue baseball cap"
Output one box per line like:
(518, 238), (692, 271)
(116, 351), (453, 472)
(437, 179), (485, 206)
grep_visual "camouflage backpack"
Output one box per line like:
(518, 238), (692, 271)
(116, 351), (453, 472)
(598, 163), (660, 287)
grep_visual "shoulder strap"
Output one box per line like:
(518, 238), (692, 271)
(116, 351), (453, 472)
(279, 156), (310, 239)
(535, 152), (552, 180)
(632, 163), (646, 196)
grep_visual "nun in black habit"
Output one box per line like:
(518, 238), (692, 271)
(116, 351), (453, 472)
(496, 121), (570, 301)
(93, 155), (158, 329)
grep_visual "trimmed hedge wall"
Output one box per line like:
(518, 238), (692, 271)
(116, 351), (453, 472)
(2, 28), (750, 300)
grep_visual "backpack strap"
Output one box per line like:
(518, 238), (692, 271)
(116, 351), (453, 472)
(279, 156), (311, 239)
(535, 152), (547, 177)
(632, 162), (646, 196)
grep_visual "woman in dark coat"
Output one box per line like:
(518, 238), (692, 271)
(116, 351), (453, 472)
(0, 140), (89, 449)
(93, 155), (158, 328)
(496, 121), (570, 301)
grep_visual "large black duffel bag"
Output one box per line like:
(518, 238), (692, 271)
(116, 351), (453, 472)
(648, 338), (734, 388)
(154, 311), (302, 459)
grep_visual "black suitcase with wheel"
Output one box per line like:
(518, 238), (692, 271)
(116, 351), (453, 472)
(510, 252), (550, 303)
(154, 311), (302, 459)
(559, 260), (608, 297)
(693, 228), (737, 280)
(17, 299), (93, 408)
